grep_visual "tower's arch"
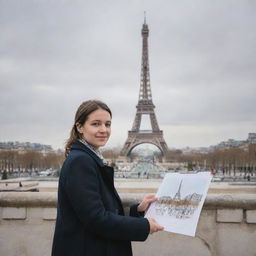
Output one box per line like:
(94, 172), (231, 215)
(128, 142), (164, 157)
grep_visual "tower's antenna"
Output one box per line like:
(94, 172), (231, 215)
(144, 11), (146, 24)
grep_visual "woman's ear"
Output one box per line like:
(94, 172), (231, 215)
(76, 123), (83, 134)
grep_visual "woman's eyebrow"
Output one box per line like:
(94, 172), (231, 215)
(90, 119), (111, 122)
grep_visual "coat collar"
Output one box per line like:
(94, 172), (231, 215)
(71, 140), (105, 167)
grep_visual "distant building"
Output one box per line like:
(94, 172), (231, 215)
(181, 132), (256, 153)
(0, 141), (53, 153)
(214, 139), (245, 149)
(182, 147), (210, 154)
(247, 133), (256, 143)
(210, 132), (256, 151)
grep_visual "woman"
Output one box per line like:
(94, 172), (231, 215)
(52, 100), (163, 256)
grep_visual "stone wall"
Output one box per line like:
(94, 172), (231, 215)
(0, 192), (256, 256)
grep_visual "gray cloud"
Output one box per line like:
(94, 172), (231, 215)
(0, 0), (255, 149)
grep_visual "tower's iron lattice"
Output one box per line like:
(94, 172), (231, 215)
(120, 18), (168, 157)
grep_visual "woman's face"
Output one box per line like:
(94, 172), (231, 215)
(77, 109), (111, 149)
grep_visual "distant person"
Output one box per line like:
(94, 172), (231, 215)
(52, 100), (163, 256)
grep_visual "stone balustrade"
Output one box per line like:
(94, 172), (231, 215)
(0, 192), (256, 256)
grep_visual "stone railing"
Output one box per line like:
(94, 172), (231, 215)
(0, 192), (256, 256)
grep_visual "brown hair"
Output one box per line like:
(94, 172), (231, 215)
(65, 100), (112, 157)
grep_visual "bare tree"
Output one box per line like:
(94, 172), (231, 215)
(0, 149), (64, 175)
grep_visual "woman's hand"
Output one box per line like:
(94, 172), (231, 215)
(137, 194), (157, 212)
(146, 217), (164, 234)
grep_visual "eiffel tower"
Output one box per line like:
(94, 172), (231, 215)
(120, 17), (168, 157)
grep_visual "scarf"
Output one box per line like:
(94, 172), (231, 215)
(79, 139), (107, 165)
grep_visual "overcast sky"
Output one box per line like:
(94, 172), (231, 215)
(0, 0), (255, 150)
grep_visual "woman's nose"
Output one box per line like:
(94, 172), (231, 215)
(99, 125), (107, 132)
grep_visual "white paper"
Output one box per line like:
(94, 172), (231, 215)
(145, 172), (212, 237)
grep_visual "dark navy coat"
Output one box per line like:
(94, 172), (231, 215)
(52, 141), (150, 256)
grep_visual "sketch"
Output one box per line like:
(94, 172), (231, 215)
(155, 179), (203, 219)
(145, 172), (212, 237)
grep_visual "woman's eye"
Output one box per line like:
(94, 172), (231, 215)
(106, 123), (111, 127)
(92, 123), (100, 126)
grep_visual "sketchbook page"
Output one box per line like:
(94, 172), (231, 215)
(145, 172), (212, 237)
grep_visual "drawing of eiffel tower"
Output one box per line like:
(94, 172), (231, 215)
(173, 180), (183, 201)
